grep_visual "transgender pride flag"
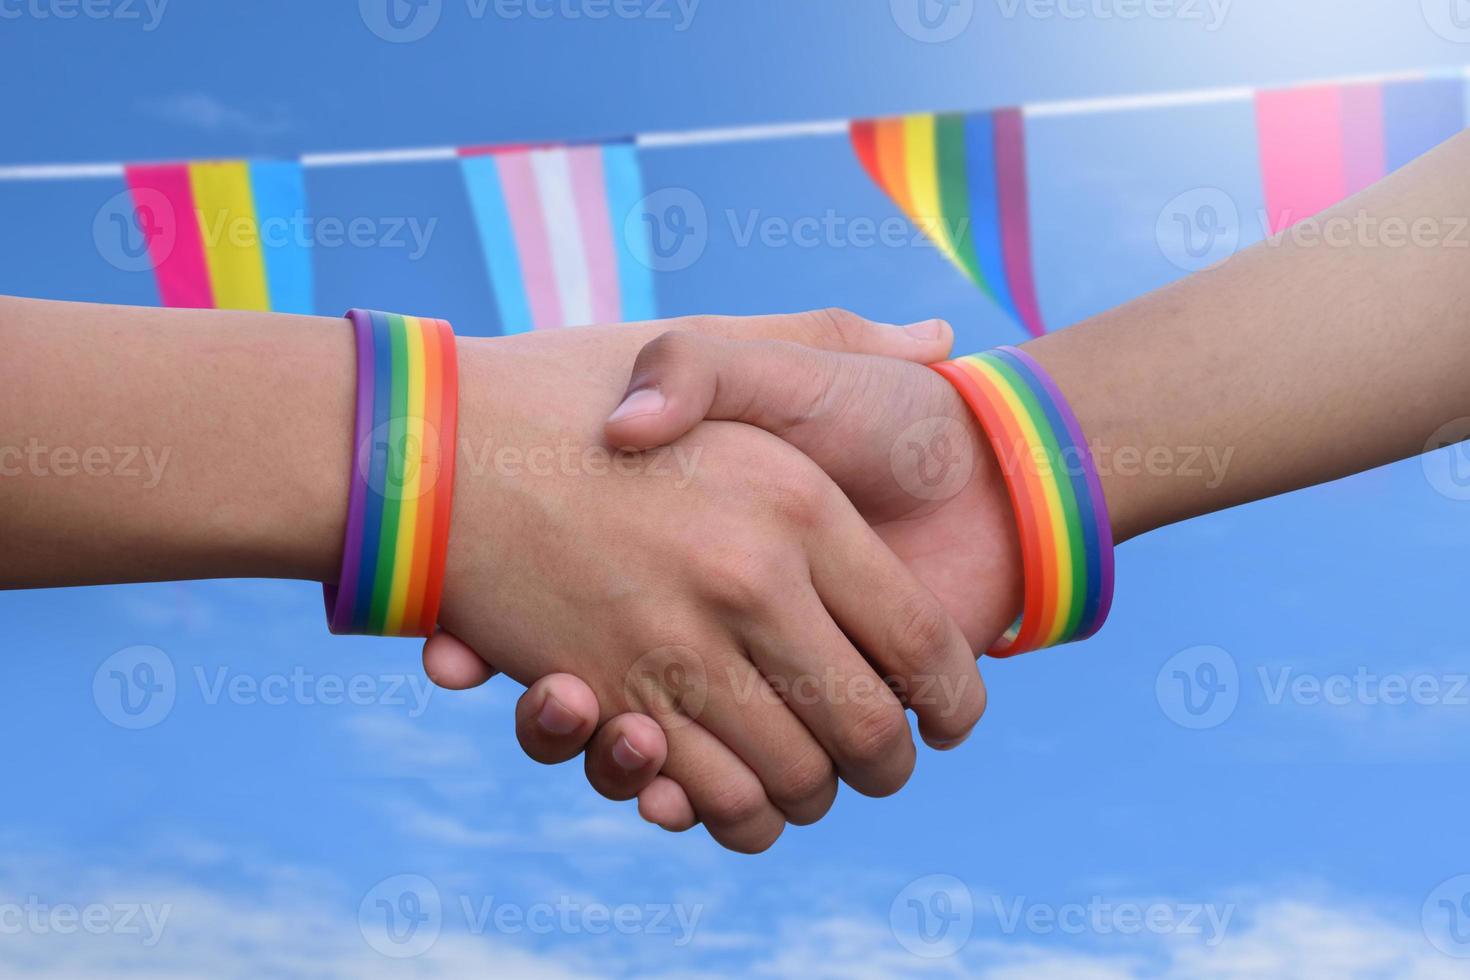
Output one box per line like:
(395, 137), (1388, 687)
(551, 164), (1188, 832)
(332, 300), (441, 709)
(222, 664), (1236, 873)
(459, 141), (658, 333)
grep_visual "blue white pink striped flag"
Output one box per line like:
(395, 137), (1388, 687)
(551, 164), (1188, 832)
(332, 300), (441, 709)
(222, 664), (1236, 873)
(459, 141), (657, 333)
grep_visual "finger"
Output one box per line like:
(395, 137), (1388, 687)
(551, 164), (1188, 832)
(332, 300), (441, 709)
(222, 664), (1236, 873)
(422, 629), (497, 690)
(686, 651), (838, 826)
(603, 333), (826, 451)
(742, 590), (915, 798)
(514, 674), (601, 765)
(715, 307), (954, 362)
(638, 776), (698, 832)
(584, 713), (668, 801)
(657, 720), (787, 854)
(623, 642), (836, 826)
(807, 494), (987, 750)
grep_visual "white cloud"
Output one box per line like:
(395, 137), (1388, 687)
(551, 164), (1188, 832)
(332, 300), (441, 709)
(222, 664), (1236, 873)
(750, 895), (1463, 980)
(339, 712), (485, 774)
(0, 858), (595, 980)
(136, 94), (295, 137)
(0, 846), (1460, 980)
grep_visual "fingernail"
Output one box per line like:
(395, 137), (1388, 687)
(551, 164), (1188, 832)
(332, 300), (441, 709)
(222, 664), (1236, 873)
(903, 319), (944, 341)
(607, 387), (666, 424)
(612, 735), (648, 770)
(536, 694), (582, 735)
(929, 726), (975, 751)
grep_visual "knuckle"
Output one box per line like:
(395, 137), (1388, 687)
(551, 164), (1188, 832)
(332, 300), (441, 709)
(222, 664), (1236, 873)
(763, 465), (831, 529)
(633, 329), (697, 375)
(770, 752), (836, 810)
(888, 591), (954, 672)
(704, 781), (770, 827)
(840, 700), (910, 770)
(708, 552), (785, 612)
(803, 307), (871, 350)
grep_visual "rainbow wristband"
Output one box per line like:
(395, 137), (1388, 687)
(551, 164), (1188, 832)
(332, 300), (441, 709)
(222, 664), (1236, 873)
(324, 310), (459, 637)
(931, 346), (1113, 657)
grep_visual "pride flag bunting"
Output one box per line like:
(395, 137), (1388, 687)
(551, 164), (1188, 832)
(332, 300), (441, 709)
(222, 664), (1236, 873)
(123, 160), (313, 313)
(460, 141), (657, 333)
(1255, 77), (1467, 235)
(850, 111), (1045, 337)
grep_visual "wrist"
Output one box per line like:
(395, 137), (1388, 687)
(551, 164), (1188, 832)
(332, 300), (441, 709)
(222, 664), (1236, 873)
(319, 310), (460, 636)
(933, 349), (1113, 654)
(230, 313), (355, 584)
(1021, 330), (1165, 545)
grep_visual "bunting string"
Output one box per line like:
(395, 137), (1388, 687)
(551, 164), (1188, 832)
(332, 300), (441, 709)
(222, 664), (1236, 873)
(3, 65), (1467, 334)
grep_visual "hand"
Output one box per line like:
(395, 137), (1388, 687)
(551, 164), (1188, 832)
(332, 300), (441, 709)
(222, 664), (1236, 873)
(434, 326), (1023, 834)
(604, 331), (1022, 651)
(422, 312), (987, 852)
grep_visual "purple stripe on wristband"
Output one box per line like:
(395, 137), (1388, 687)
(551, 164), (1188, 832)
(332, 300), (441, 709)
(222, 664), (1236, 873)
(999, 345), (1115, 636)
(322, 309), (377, 633)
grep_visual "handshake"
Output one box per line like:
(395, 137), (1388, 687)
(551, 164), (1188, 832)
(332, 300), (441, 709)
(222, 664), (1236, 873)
(7, 142), (1462, 854)
(418, 308), (1037, 853)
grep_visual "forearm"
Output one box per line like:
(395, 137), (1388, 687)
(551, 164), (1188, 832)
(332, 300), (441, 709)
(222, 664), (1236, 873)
(0, 296), (351, 587)
(1028, 131), (1470, 542)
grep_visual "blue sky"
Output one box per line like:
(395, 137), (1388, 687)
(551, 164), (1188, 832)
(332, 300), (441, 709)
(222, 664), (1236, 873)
(3, 2), (1470, 977)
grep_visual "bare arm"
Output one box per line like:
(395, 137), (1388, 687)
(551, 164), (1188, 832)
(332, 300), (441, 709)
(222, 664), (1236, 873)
(0, 297), (350, 587)
(1030, 130), (1470, 541)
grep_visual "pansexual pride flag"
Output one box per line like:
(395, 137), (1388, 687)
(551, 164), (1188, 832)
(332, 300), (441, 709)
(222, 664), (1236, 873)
(1255, 76), (1468, 235)
(459, 141), (657, 333)
(850, 111), (1045, 337)
(123, 160), (313, 313)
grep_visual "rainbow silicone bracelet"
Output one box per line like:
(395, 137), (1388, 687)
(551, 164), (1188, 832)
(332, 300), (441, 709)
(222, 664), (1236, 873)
(931, 346), (1113, 657)
(324, 310), (459, 637)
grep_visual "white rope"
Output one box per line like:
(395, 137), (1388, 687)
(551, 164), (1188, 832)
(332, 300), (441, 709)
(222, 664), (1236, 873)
(1, 65), (1465, 182)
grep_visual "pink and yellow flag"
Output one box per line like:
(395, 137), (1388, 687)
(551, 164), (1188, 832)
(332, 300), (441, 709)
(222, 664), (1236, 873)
(123, 160), (313, 313)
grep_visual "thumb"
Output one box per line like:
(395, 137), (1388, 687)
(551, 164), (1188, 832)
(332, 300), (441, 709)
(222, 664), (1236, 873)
(604, 331), (848, 451)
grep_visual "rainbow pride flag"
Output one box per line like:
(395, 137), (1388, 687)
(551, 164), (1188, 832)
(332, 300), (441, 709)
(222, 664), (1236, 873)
(459, 141), (657, 333)
(123, 160), (313, 313)
(850, 111), (1044, 337)
(1255, 77), (1467, 235)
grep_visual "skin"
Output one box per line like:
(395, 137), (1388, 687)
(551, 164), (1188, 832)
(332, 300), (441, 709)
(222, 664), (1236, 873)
(0, 299), (984, 854)
(496, 130), (1470, 831)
